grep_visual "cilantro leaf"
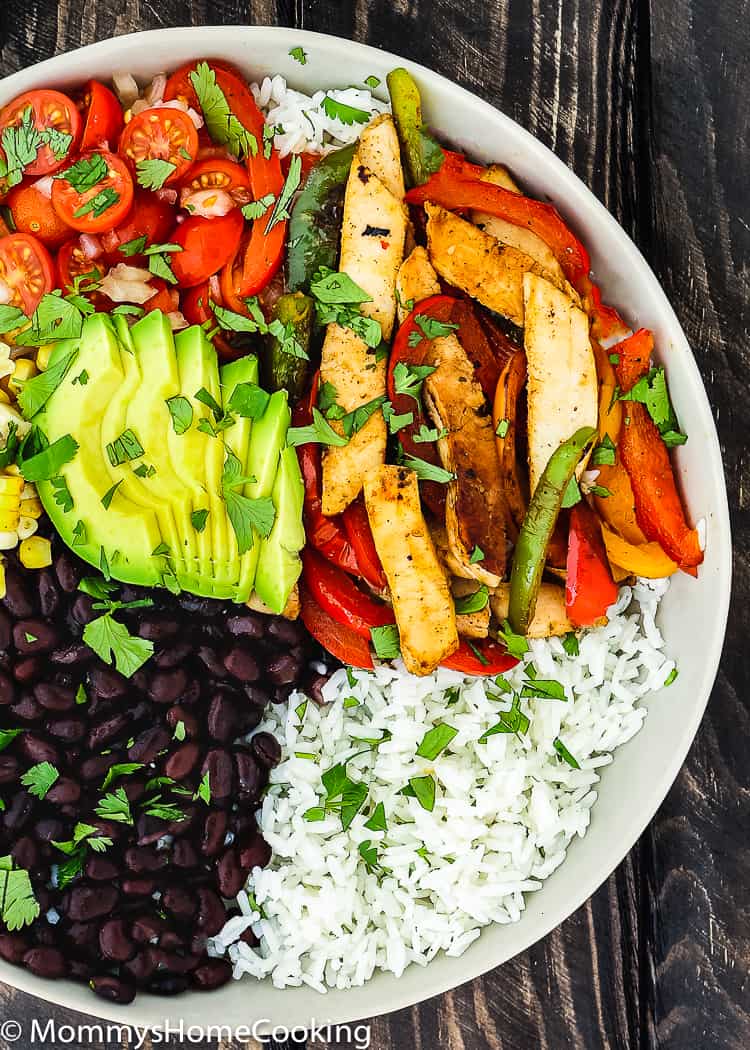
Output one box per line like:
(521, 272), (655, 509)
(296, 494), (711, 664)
(561, 475), (581, 508)
(401, 452), (454, 484)
(364, 801), (387, 832)
(19, 434), (78, 482)
(0, 304), (26, 334)
(242, 193), (275, 221)
(73, 186), (119, 220)
(265, 154), (302, 234)
(20, 761), (58, 800)
(416, 724), (458, 760)
(14, 294), (84, 347)
(59, 153), (107, 193)
(591, 433), (616, 466)
(190, 61), (257, 159)
(194, 771), (211, 805)
(0, 856), (40, 930)
(17, 347), (78, 417)
(496, 619), (529, 660)
(94, 787), (133, 824)
(562, 632), (579, 657)
(49, 475), (73, 513)
(227, 382), (271, 420)
(496, 418), (510, 438)
(370, 624), (400, 660)
(412, 423), (447, 444)
(101, 762), (144, 791)
(0, 728), (22, 752)
(105, 428), (144, 467)
(221, 449), (276, 555)
(0, 108), (42, 190)
(136, 157), (176, 191)
(286, 407), (349, 448)
(404, 774), (436, 812)
(553, 737), (580, 769)
(454, 585), (489, 615)
(83, 613), (154, 678)
(469, 545), (484, 564)
(118, 235), (148, 257)
(310, 267), (371, 306)
(289, 46), (308, 65)
(321, 95), (372, 126)
(364, 75), (381, 89)
(166, 395), (193, 435)
(392, 361), (436, 404)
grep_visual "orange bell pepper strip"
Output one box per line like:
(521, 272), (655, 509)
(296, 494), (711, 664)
(601, 524), (678, 579)
(565, 503), (619, 627)
(405, 150), (631, 341)
(614, 330), (703, 569)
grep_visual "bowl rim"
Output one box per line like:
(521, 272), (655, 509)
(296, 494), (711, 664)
(0, 23), (732, 1032)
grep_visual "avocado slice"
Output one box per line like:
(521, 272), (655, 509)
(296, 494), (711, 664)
(101, 316), (188, 585)
(219, 354), (259, 592)
(253, 445), (305, 613)
(235, 389), (291, 603)
(172, 325), (234, 597)
(35, 314), (162, 586)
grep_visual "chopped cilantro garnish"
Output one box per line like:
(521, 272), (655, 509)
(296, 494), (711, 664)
(189, 62), (257, 159)
(136, 157), (176, 191)
(20, 761), (58, 800)
(416, 723), (458, 760)
(370, 624), (401, 660)
(222, 449), (276, 555)
(553, 737), (580, 769)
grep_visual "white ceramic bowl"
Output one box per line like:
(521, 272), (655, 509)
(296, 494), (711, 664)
(0, 25), (731, 1034)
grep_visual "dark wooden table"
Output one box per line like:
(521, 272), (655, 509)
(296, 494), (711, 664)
(0, 2), (746, 1048)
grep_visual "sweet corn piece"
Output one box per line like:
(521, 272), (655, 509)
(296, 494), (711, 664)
(9, 358), (38, 396)
(35, 345), (54, 371)
(3, 465), (20, 477)
(0, 389), (10, 405)
(0, 531), (18, 551)
(0, 476), (24, 496)
(20, 483), (35, 500)
(20, 498), (42, 519)
(0, 560), (5, 600)
(0, 509), (19, 530)
(19, 535), (50, 567)
(0, 494), (19, 510)
(17, 516), (38, 541)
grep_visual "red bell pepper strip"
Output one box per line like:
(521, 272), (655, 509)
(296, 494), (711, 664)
(565, 503), (619, 627)
(406, 149), (630, 342)
(341, 500), (388, 592)
(299, 583), (374, 670)
(441, 638), (519, 676)
(449, 298), (514, 401)
(614, 331), (703, 570)
(301, 547), (395, 640)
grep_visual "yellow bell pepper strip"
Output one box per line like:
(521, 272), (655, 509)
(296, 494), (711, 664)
(508, 426), (595, 635)
(601, 524), (678, 579)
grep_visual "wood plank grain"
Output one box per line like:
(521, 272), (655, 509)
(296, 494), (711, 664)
(0, 2), (745, 1049)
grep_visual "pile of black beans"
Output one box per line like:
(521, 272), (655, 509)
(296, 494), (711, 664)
(0, 528), (326, 1004)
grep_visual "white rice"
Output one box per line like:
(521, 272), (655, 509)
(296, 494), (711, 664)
(250, 76), (389, 157)
(211, 578), (673, 991)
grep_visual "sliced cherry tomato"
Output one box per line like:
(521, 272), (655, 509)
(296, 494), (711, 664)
(170, 210), (243, 288)
(100, 190), (175, 262)
(181, 280), (235, 359)
(143, 277), (178, 314)
(301, 547), (394, 640)
(164, 60), (265, 144)
(341, 501), (387, 593)
(299, 582), (374, 670)
(56, 238), (106, 289)
(0, 89), (80, 189)
(77, 80), (124, 151)
(7, 184), (72, 248)
(119, 108), (199, 185)
(0, 233), (55, 315)
(181, 157), (250, 197)
(51, 150), (134, 234)
(441, 638), (519, 676)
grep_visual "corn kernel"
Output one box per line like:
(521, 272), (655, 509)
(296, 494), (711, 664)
(17, 516), (38, 541)
(3, 465), (19, 477)
(20, 483), (35, 500)
(19, 535), (50, 568)
(0, 389), (10, 405)
(0, 560), (6, 600)
(20, 498), (42, 519)
(36, 345), (56, 371)
(9, 358), (38, 396)
(0, 509), (19, 530)
(0, 476), (24, 496)
(0, 494), (19, 510)
(0, 531), (19, 551)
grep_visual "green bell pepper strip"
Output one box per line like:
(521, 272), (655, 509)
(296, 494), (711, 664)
(286, 144), (356, 293)
(508, 426), (596, 635)
(386, 67), (444, 188)
(263, 291), (313, 403)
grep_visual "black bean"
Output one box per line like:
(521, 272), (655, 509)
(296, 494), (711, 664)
(122, 778), (147, 804)
(23, 946), (66, 979)
(0, 607), (11, 650)
(68, 959), (94, 981)
(50, 643), (93, 666)
(171, 840), (198, 869)
(234, 750), (263, 803)
(266, 651), (302, 685)
(197, 645), (224, 676)
(226, 613), (264, 639)
(239, 835), (272, 871)
(11, 836), (38, 870)
(33, 817), (63, 842)
(216, 848), (247, 899)
(306, 672), (329, 704)
(10, 694), (42, 721)
(0, 754), (19, 783)
(244, 684), (272, 710)
(159, 930), (184, 952)
(139, 618), (179, 642)
(37, 571), (60, 618)
(54, 551), (81, 593)
(65, 921), (99, 955)
(162, 885), (196, 922)
(128, 726), (170, 764)
(151, 947), (201, 974)
(164, 742), (200, 781)
(99, 919), (136, 962)
(19, 734), (58, 766)
(200, 810), (228, 858)
(3, 790), (34, 832)
(268, 617), (306, 646)
(3, 564), (35, 617)
(121, 878), (156, 897)
(34, 682), (75, 711)
(223, 646), (260, 682)
(147, 974), (189, 996)
(0, 933), (28, 964)
(155, 640), (192, 669)
(192, 958), (233, 990)
(80, 753), (119, 781)
(131, 914), (168, 945)
(200, 748), (233, 800)
(0, 670), (15, 705)
(91, 975), (136, 1004)
(67, 885), (118, 922)
(47, 716), (86, 742)
(86, 713), (130, 751)
(196, 887), (226, 935)
(124, 949), (158, 983)
(239, 926), (259, 948)
(84, 856), (119, 881)
(165, 705), (198, 738)
(88, 666), (127, 700)
(70, 595), (96, 625)
(125, 847), (168, 875)
(148, 667), (188, 705)
(13, 656), (42, 684)
(207, 691), (238, 743)
(252, 731), (282, 768)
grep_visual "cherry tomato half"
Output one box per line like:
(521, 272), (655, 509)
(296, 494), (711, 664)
(143, 277), (178, 315)
(181, 280), (235, 360)
(164, 60), (264, 143)
(170, 210), (243, 288)
(77, 80), (124, 151)
(0, 89), (80, 188)
(56, 238), (106, 290)
(119, 108), (198, 185)
(51, 150), (134, 234)
(100, 190), (176, 262)
(8, 184), (72, 248)
(0, 233), (55, 315)
(181, 157), (250, 198)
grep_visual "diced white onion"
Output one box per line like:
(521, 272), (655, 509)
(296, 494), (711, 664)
(166, 311), (189, 332)
(145, 73), (167, 107)
(98, 263), (157, 305)
(0, 281), (13, 306)
(112, 72), (140, 109)
(180, 188), (235, 218)
(32, 175), (55, 199)
(79, 234), (103, 260)
(155, 188), (178, 206)
(208, 275), (221, 300)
